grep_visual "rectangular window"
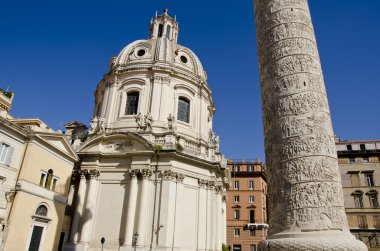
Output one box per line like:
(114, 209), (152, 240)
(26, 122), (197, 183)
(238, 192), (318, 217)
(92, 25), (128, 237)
(369, 194), (378, 208)
(233, 245), (241, 251)
(248, 165), (254, 172)
(250, 210), (255, 223)
(250, 230), (256, 236)
(0, 143), (13, 166)
(234, 196), (239, 203)
(365, 173), (374, 186)
(360, 144), (366, 150)
(354, 195), (363, 208)
(250, 245), (256, 251)
(349, 158), (355, 164)
(249, 180), (254, 190)
(350, 173), (360, 186)
(28, 226), (44, 251)
(233, 165), (240, 172)
(358, 215), (368, 229)
(347, 144), (352, 151)
(249, 195), (255, 203)
(234, 229), (240, 237)
(363, 157), (369, 163)
(234, 210), (240, 220)
(373, 216), (380, 228)
(234, 180), (239, 190)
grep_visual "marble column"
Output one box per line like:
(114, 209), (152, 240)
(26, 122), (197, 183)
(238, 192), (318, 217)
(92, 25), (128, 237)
(123, 170), (139, 247)
(157, 170), (177, 249)
(69, 170), (87, 243)
(197, 179), (208, 251)
(206, 181), (215, 251)
(215, 186), (222, 251)
(221, 193), (227, 245)
(173, 174), (184, 250)
(79, 170), (100, 244)
(253, 0), (367, 250)
(136, 169), (152, 247)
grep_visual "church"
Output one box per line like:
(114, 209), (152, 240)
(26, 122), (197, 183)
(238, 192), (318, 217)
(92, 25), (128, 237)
(64, 9), (230, 251)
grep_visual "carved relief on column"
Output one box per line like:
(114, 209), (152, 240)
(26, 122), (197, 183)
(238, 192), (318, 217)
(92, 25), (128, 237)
(254, 0), (367, 250)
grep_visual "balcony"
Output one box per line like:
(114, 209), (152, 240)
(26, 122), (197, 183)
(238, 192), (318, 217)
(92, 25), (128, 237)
(246, 223), (269, 230)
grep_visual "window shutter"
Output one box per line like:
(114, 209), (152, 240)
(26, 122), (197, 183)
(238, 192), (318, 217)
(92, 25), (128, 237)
(5, 147), (14, 166)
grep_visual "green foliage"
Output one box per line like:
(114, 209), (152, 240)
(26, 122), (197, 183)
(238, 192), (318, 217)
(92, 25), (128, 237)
(153, 145), (162, 153)
(222, 243), (228, 251)
(176, 143), (184, 152)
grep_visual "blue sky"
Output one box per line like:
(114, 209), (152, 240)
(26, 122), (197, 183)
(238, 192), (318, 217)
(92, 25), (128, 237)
(1, 1), (380, 160)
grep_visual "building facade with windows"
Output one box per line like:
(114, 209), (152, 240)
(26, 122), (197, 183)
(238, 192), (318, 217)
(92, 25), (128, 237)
(337, 139), (380, 249)
(226, 159), (268, 251)
(64, 9), (229, 251)
(0, 90), (78, 251)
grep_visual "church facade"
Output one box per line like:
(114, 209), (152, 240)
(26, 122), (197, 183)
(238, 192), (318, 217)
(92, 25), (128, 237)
(64, 10), (229, 251)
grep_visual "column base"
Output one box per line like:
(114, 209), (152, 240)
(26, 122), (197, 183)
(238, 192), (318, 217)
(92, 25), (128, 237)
(258, 231), (367, 251)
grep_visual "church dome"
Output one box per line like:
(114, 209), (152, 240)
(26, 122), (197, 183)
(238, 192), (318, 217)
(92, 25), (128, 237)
(110, 9), (207, 81)
(89, 9), (222, 164)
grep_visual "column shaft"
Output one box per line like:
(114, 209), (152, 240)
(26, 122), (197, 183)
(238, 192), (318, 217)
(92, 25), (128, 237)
(136, 170), (152, 247)
(173, 174), (184, 249)
(253, 0), (367, 250)
(197, 180), (208, 251)
(79, 170), (100, 243)
(123, 170), (139, 246)
(69, 170), (87, 243)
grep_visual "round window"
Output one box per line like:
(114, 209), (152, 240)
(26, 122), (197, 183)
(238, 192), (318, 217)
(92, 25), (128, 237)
(180, 56), (188, 64)
(137, 49), (146, 57)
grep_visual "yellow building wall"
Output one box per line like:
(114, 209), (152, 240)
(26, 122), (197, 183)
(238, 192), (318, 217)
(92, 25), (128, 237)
(18, 142), (74, 195)
(4, 191), (66, 251)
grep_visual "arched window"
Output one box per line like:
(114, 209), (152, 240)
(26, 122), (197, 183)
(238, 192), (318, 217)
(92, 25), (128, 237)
(352, 190), (364, 208)
(177, 97), (190, 123)
(166, 25), (171, 39)
(158, 24), (163, 38)
(125, 91), (139, 115)
(35, 205), (48, 217)
(367, 190), (379, 208)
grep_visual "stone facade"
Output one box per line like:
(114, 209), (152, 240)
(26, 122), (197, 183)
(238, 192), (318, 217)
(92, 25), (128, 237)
(253, 0), (367, 250)
(64, 9), (229, 251)
(226, 160), (267, 251)
(337, 139), (380, 250)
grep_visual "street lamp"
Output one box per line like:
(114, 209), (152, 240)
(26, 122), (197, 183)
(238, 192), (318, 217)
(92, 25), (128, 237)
(133, 232), (139, 251)
(100, 237), (105, 251)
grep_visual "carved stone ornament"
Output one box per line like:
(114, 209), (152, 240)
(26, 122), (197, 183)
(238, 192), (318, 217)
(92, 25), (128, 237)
(167, 113), (175, 131)
(254, 0), (367, 250)
(89, 170), (100, 179)
(162, 170), (177, 181)
(78, 169), (88, 179)
(198, 179), (208, 188)
(140, 169), (153, 179)
(176, 173), (185, 183)
(222, 195), (227, 202)
(207, 181), (215, 189)
(88, 117), (99, 134)
(215, 185), (222, 194)
(129, 170), (139, 179)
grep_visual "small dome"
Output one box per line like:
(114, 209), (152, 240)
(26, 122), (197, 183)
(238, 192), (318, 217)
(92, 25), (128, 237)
(111, 10), (207, 81)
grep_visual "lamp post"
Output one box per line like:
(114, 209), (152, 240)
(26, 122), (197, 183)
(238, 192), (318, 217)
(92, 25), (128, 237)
(133, 232), (139, 251)
(100, 237), (105, 251)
